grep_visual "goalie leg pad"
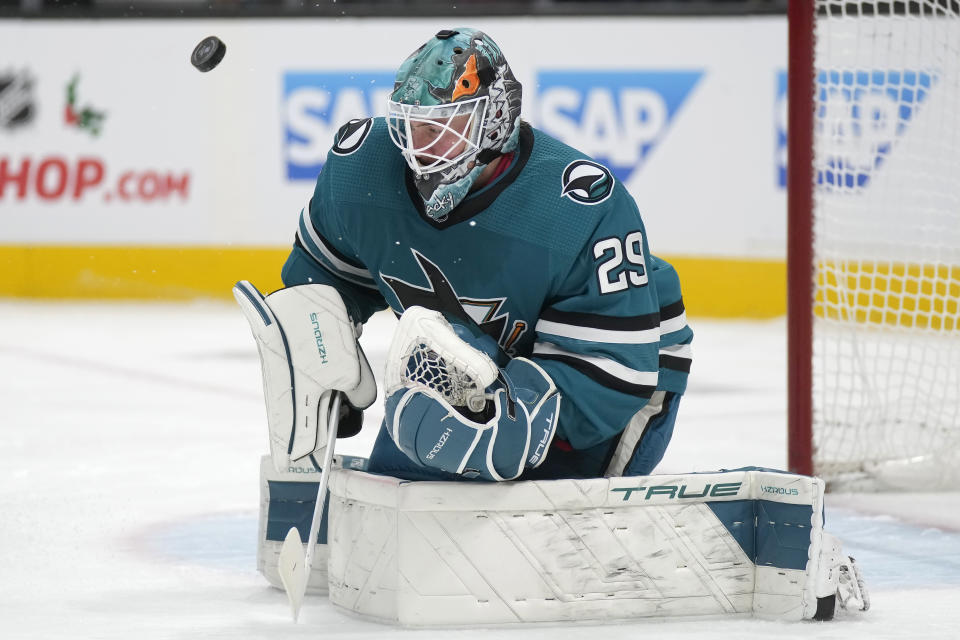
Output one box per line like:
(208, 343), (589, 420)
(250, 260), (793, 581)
(326, 467), (868, 626)
(257, 454), (368, 593)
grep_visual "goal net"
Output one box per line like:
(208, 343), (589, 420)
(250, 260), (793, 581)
(790, 0), (960, 490)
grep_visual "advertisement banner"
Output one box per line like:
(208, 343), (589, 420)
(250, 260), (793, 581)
(0, 17), (796, 310)
(0, 18), (786, 251)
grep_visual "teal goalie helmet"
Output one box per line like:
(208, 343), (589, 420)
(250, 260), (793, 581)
(388, 29), (523, 220)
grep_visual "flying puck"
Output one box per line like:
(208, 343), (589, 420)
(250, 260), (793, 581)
(191, 36), (226, 72)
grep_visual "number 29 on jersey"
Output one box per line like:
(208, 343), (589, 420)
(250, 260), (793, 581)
(593, 231), (648, 294)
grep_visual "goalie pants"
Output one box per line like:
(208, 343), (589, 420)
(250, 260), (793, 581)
(366, 390), (682, 481)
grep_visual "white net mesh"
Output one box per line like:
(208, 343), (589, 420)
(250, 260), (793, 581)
(813, 0), (960, 489)
(403, 342), (489, 412)
(384, 307), (500, 415)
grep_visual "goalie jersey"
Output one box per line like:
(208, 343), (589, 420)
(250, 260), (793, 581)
(282, 118), (693, 451)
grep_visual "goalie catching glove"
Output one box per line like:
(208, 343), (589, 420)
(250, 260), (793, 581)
(233, 281), (376, 473)
(384, 306), (561, 481)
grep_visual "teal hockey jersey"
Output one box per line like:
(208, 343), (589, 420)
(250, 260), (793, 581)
(281, 118), (693, 450)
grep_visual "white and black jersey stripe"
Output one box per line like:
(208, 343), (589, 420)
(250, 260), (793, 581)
(534, 308), (660, 345)
(657, 298), (692, 372)
(533, 342), (659, 397)
(533, 308), (660, 398)
(659, 299), (688, 336)
(295, 202), (379, 290)
(659, 343), (693, 373)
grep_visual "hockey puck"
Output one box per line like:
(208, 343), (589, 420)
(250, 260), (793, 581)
(191, 36), (226, 72)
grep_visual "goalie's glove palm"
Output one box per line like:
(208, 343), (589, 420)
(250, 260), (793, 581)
(384, 307), (560, 481)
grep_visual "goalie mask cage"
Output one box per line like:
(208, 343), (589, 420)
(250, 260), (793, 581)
(788, 0), (960, 490)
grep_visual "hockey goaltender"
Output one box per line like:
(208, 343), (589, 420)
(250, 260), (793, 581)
(233, 26), (869, 626)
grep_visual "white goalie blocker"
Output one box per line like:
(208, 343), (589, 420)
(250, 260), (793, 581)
(233, 281), (377, 598)
(232, 281), (376, 471)
(325, 468), (868, 626)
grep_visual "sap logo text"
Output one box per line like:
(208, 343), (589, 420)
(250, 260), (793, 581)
(761, 485), (799, 496)
(775, 69), (934, 189)
(775, 71), (789, 188)
(612, 481), (742, 502)
(536, 71), (702, 183)
(309, 313), (328, 363)
(284, 71), (394, 181)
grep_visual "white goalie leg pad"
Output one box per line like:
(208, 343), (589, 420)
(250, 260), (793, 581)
(233, 281), (375, 471)
(257, 454), (369, 594)
(326, 468), (866, 626)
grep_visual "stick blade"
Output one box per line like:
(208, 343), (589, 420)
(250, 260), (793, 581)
(278, 527), (307, 622)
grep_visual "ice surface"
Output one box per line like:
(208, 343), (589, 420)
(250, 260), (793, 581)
(2, 300), (958, 639)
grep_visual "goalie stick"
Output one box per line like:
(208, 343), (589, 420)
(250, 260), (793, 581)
(277, 392), (342, 622)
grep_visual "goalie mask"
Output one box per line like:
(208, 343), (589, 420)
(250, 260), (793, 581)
(387, 28), (523, 220)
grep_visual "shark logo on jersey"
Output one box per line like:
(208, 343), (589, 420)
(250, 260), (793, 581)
(561, 160), (614, 205)
(283, 71), (394, 180)
(380, 249), (527, 353)
(331, 118), (373, 156)
(775, 69), (935, 189)
(536, 71), (702, 183)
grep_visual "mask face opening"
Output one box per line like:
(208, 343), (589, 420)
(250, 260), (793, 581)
(387, 96), (488, 175)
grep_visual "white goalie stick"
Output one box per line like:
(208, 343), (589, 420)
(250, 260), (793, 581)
(277, 392), (342, 622)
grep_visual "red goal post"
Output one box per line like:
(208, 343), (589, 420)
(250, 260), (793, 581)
(787, 0), (960, 490)
(787, 0), (817, 479)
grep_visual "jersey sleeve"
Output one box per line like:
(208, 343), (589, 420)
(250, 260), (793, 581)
(531, 194), (662, 450)
(280, 164), (388, 325)
(649, 255), (693, 395)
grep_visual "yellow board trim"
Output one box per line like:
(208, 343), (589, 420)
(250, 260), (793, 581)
(669, 255), (786, 318)
(0, 246), (288, 301)
(816, 260), (960, 331)
(0, 246), (786, 318)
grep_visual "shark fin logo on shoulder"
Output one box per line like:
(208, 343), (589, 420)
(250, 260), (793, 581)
(561, 160), (614, 205)
(331, 118), (373, 156)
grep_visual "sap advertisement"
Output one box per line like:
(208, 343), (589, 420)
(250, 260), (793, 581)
(2, 17), (948, 258)
(283, 69), (705, 186)
(774, 69), (935, 190)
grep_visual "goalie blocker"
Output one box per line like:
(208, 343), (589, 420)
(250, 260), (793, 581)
(232, 281), (377, 473)
(320, 466), (868, 625)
